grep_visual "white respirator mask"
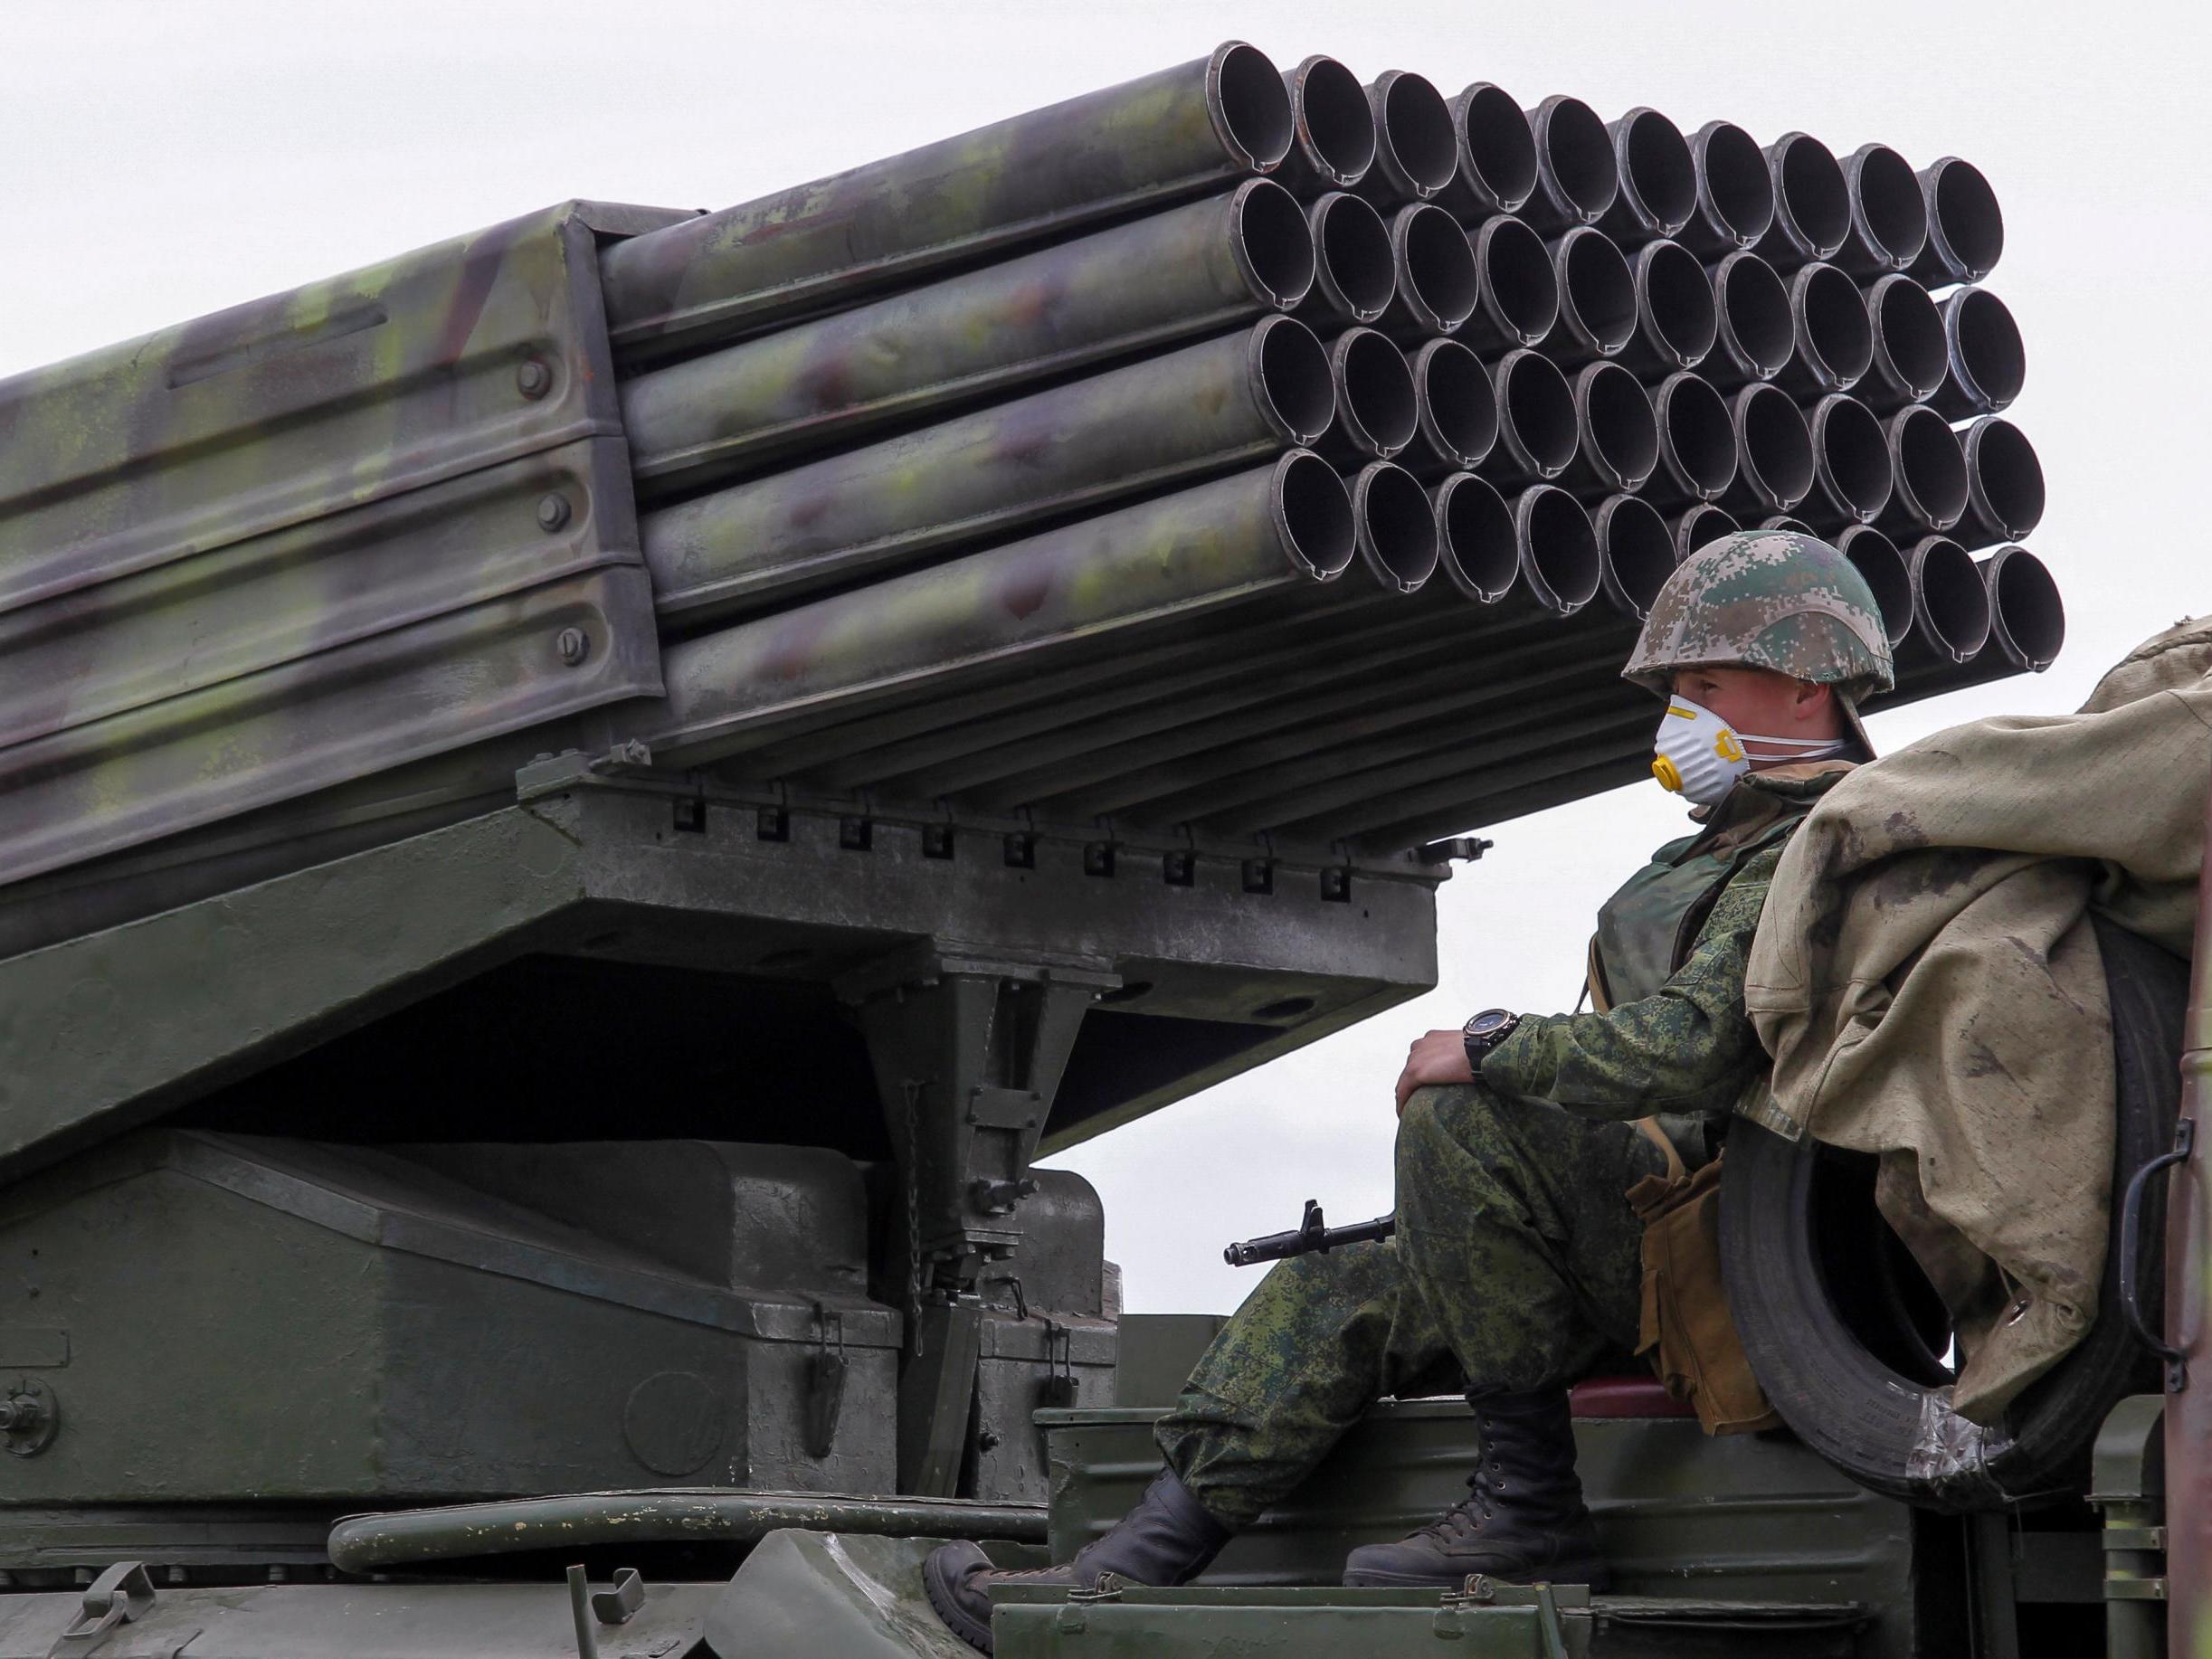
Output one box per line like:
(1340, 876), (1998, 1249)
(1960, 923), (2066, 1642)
(1651, 697), (1846, 806)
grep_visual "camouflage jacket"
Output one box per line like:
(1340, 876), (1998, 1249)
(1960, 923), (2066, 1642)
(1478, 765), (1854, 1169)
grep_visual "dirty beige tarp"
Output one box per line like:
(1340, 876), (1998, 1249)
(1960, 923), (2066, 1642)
(1743, 616), (2212, 1424)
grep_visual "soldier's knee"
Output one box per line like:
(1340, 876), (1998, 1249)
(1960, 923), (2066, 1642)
(1397, 1081), (1501, 1151)
(1397, 1085), (1448, 1143)
(1395, 1083), (1510, 1193)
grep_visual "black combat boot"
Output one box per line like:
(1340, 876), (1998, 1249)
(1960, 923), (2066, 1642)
(923, 1468), (1230, 1654)
(1341, 1387), (1609, 1589)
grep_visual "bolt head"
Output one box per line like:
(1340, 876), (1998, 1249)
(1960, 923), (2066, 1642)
(536, 492), (573, 532)
(556, 627), (590, 666)
(517, 358), (553, 398)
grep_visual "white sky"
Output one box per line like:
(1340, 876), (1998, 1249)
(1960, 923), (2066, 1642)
(5, 1), (2204, 1313)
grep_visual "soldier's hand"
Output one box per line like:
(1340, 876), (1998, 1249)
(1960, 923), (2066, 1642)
(1395, 1029), (1474, 1115)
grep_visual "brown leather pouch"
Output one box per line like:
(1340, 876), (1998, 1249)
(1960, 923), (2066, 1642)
(1626, 1123), (1781, 1436)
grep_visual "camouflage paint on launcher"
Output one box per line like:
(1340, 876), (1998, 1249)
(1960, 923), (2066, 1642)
(617, 180), (1314, 495)
(597, 43), (1294, 358)
(636, 454), (1352, 772)
(0, 203), (667, 887)
(639, 319), (1331, 629)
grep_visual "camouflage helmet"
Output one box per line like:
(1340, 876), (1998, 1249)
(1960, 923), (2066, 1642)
(1622, 530), (1894, 706)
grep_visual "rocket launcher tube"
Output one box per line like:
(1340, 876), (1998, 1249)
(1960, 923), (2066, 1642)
(599, 43), (1294, 357)
(620, 180), (1316, 495)
(635, 454), (1353, 771)
(1837, 524), (1914, 646)
(1353, 71), (1459, 208)
(1438, 82), (1537, 217)
(1295, 191), (1395, 327)
(1982, 545), (2064, 672)
(1699, 251), (1793, 389)
(1135, 633), (1614, 831)
(642, 318), (1335, 630)
(1909, 156), (2004, 286)
(1275, 55), (1378, 194)
(1858, 273), (1949, 412)
(1906, 536), (1993, 664)
(1680, 120), (1775, 257)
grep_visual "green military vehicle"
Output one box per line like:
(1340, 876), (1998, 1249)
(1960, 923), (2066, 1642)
(0, 40), (2194, 1659)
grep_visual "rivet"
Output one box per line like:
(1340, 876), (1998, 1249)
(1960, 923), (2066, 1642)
(516, 358), (552, 399)
(536, 493), (572, 532)
(556, 627), (590, 666)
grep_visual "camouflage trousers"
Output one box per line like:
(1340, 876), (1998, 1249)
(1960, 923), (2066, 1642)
(1155, 1083), (1668, 1530)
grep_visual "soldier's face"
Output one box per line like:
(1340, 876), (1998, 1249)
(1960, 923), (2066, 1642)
(1671, 667), (1835, 764)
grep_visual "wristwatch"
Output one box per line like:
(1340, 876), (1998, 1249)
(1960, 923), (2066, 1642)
(1462, 1008), (1522, 1072)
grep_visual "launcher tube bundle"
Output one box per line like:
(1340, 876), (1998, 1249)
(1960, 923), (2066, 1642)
(0, 43), (2059, 903)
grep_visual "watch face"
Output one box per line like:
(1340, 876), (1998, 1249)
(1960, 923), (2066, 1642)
(1466, 1009), (1513, 1038)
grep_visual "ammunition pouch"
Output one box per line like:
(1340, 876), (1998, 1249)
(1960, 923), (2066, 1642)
(1626, 1122), (1780, 1436)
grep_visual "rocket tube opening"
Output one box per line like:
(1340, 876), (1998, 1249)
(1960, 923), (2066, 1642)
(1771, 134), (1850, 260)
(1494, 349), (1578, 479)
(1760, 516), (1814, 535)
(1332, 328), (1418, 458)
(1554, 227), (1637, 356)
(1673, 502), (1740, 562)
(1656, 373), (1737, 501)
(1985, 545), (2064, 671)
(1514, 485), (1602, 612)
(1618, 109), (1696, 235)
(1922, 158), (2004, 282)
(1792, 262), (1874, 392)
(1374, 71), (1458, 197)
(1577, 362), (1659, 492)
(1533, 96), (1619, 223)
(1433, 472), (1518, 602)
(1810, 393), (1894, 523)
(1234, 180), (1321, 310)
(1836, 524), (1913, 645)
(1636, 239), (1718, 369)
(1306, 192), (1394, 322)
(1455, 83), (1537, 211)
(1888, 405), (1968, 530)
(1252, 317), (1338, 444)
(1413, 339), (1498, 470)
(1909, 536), (1991, 662)
(1395, 204), (1480, 332)
(1273, 450), (1357, 578)
(1595, 494), (1676, 617)
(1868, 275), (1947, 404)
(1291, 56), (1376, 185)
(1944, 288), (2026, 414)
(1847, 143), (1929, 270)
(1713, 251), (1793, 380)
(1213, 43), (1296, 171)
(1733, 383), (1815, 509)
(1694, 121), (1775, 249)
(1351, 461), (1443, 591)
(1476, 215), (1560, 345)
(1961, 417), (2045, 544)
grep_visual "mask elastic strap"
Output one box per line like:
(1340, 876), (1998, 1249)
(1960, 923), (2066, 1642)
(1733, 732), (1848, 752)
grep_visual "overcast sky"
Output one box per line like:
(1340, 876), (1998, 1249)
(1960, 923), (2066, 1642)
(6, 1), (2204, 1313)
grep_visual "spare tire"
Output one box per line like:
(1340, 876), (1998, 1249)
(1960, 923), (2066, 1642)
(1720, 915), (2188, 1510)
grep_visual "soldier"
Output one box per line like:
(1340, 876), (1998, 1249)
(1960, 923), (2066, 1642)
(924, 532), (1895, 1653)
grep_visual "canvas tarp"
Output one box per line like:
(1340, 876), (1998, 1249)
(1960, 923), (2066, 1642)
(1743, 616), (2211, 1422)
